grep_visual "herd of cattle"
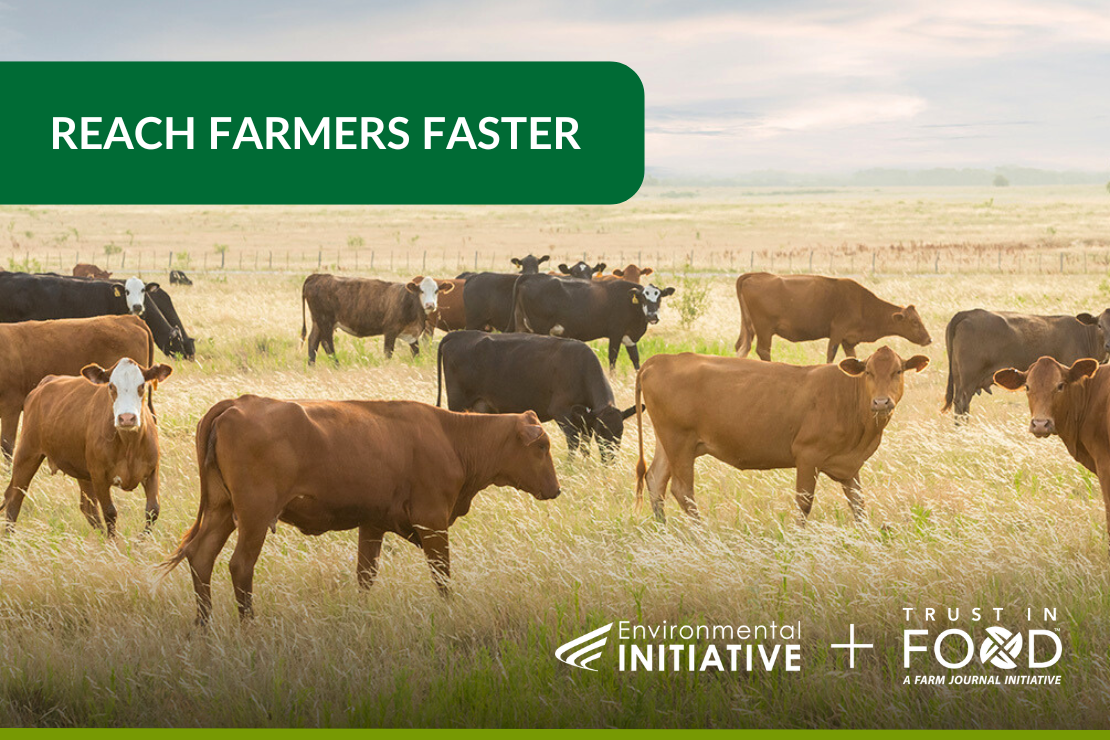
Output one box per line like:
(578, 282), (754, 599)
(2, 255), (1110, 625)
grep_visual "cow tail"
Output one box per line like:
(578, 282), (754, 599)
(734, 274), (755, 356)
(160, 403), (231, 575)
(942, 311), (968, 413)
(436, 336), (445, 407)
(300, 289), (308, 345)
(635, 366), (647, 507)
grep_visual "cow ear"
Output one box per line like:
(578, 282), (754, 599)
(538, 255), (550, 264)
(437, 281), (456, 295)
(613, 268), (624, 277)
(660, 287), (675, 297)
(143, 363), (173, 384)
(145, 282), (161, 293)
(511, 258), (522, 266)
(81, 363), (111, 385)
(642, 268), (654, 276)
(621, 404), (642, 420)
(594, 263), (606, 274)
(1069, 358), (1099, 382)
(517, 412), (545, 446)
(112, 285), (123, 297)
(892, 311), (905, 321)
(839, 358), (867, 376)
(558, 264), (571, 274)
(570, 404), (591, 420)
(1076, 313), (1098, 325)
(993, 368), (1027, 390)
(405, 280), (420, 294)
(903, 355), (930, 373)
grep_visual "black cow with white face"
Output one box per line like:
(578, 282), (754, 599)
(508, 274), (675, 370)
(436, 331), (636, 462)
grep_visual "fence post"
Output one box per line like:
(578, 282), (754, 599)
(872, 252), (876, 274)
(318, 250), (322, 269)
(423, 250), (427, 272)
(809, 250), (814, 272)
(168, 252), (173, 269)
(221, 250), (226, 269)
(1060, 253), (1064, 273)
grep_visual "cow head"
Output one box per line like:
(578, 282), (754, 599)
(574, 404), (639, 464)
(839, 346), (929, 418)
(511, 254), (550, 274)
(1075, 310), (1110, 360)
(405, 276), (455, 314)
(114, 276), (148, 315)
(81, 358), (173, 432)
(559, 261), (606, 279)
(611, 265), (652, 284)
(631, 284), (676, 325)
(892, 304), (932, 347)
(994, 356), (1099, 438)
(495, 411), (561, 500)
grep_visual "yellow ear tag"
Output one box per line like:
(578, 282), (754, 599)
(631, 294), (639, 304)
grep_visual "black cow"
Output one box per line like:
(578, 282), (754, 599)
(436, 331), (636, 462)
(508, 275), (675, 370)
(557, 261), (606, 279)
(169, 269), (193, 286)
(463, 272), (521, 332)
(457, 253), (550, 281)
(943, 308), (1110, 420)
(0, 273), (192, 359)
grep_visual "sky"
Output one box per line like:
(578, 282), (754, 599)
(1, 0), (1107, 174)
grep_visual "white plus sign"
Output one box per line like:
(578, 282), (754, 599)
(831, 623), (873, 668)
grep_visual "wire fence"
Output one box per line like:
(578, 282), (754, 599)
(8, 245), (1110, 279)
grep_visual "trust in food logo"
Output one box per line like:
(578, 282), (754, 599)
(902, 607), (1064, 686)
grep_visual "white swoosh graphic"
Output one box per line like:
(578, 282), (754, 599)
(555, 622), (613, 671)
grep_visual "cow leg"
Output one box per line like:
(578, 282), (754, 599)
(841, 341), (858, 358)
(0, 402), (20, 461)
(755, 331), (773, 362)
(357, 525), (385, 589)
(417, 524), (451, 596)
(645, 440), (672, 523)
(607, 339), (621, 372)
(307, 323), (322, 365)
(407, 337), (420, 357)
(228, 519), (270, 621)
(186, 508), (236, 626)
(825, 336), (842, 364)
(384, 334), (397, 359)
(625, 342), (641, 371)
(954, 386), (973, 425)
(837, 473), (866, 523)
(556, 418), (583, 456)
(1095, 463), (1110, 559)
(669, 454), (701, 521)
(141, 467), (160, 533)
(77, 479), (103, 531)
(795, 463), (819, 524)
(2, 450), (45, 530)
(92, 483), (118, 537)
(322, 329), (338, 362)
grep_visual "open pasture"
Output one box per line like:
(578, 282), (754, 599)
(2, 188), (1110, 727)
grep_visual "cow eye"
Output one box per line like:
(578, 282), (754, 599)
(1056, 382), (1065, 392)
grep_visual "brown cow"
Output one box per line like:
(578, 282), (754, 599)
(596, 264), (654, 284)
(162, 397), (560, 624)
(73, 263), (112, 279)
(425, 277), (467, 338)
(994, 357), (1110, 554)
(1, 358), (172, 535)
(734, 272), (932, 363)
(300, 273), (455, 362)
(635, 347), (928, 523)
(0, 315), (154, 459)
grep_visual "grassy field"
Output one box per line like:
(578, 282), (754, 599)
(2, 188), (1110, 727)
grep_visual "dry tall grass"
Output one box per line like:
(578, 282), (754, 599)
(2, 195), (1110, 727)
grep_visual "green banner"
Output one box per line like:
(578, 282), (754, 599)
(0, 61), (644, 205)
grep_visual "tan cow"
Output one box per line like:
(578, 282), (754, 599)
(734, 272), (932, 363)
(994, 357), (1110, 554)
(300, 273), (455, 362)
(595, 264), (654, 284)
(73, 263), (112, 279)
(0, 315), (155, 459)
(635, 347), (928, 523)
(162, 397), (560, 624)
(1, 358), (173, 535)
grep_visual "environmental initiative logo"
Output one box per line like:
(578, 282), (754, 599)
(555, 622), (614, 671)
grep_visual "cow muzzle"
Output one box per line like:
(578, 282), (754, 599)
(870, 397), (895, 415)
(1030, 418), (1055, 437)
(116, 413), (140, 430)
(129, 304), (144, 316)
(646, 314), (659, 325)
